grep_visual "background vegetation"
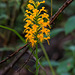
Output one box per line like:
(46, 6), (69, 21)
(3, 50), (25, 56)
(0, 0), (75, 75)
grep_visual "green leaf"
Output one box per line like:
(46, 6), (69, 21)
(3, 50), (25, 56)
(0, 47), (15, 51)
(65, 16), (75, 34)
(67, 45), (75, 51)
(60, 72), (71, 75)
(50, 28), (64, 38)
(0, 14), (8, 19)
(56, 58), (73, 74)
(41, 61), (59, 67)
(0, 3), (6, 8)
(0, 25), (25, 43)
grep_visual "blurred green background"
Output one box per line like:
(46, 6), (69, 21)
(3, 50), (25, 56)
(0, 0), (75, 75)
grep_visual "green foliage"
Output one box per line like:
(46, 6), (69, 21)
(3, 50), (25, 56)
(0, 25), (25, 43)
(0, 3), (6, 8)
(65, 45), (75, 52)
(0, 47), (15, 51)
(0, 3), (8, 24)
(41, 60), (59, 67)
(45, 0), (62, 11)
(64, 0), (75, 15)
(14, 13), (24, 33)
(46, 0), (75, 15)
(56, 39), (75, 75)
(50, 28), (64, 38)
(56, 58), (73, 75)
(0, 14), (8, 19)
(0, 0), (75, 75)
(65, 16), (75, 34)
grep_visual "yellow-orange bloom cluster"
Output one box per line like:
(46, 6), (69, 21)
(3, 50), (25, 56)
(24, 0), (50, 47)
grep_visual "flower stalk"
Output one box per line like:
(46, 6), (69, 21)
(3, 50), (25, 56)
(35, 43), (39, 75)
(40, 42), (55, 75)
(23, 0), (55, 75)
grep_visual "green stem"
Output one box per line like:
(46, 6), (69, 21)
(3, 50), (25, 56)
(0, 25), (26, 43)
(39, 42), (55, 75)
(35, 43), (39, 75)
(73, 51), (75, 64)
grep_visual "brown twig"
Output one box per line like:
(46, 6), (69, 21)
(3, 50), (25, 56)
(0, 43), (30, 64)
(1, 46), (29, 75)
(17, 50), (48, 75)
(17, 48), (35, 72)
(49, 0), (73, 25)
(27, 51), (48, 75)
